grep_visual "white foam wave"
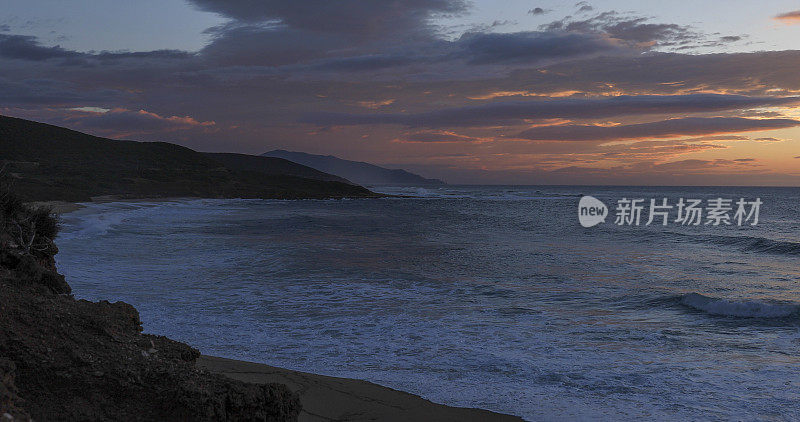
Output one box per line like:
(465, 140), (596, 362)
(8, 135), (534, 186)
(680, 293), (799, 318)
(56, 199), (229, 240)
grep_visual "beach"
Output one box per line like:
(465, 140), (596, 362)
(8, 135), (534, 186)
(53, 189), (800, 420)
(199, 356), (521, 421)
(3, 194), (522, 421)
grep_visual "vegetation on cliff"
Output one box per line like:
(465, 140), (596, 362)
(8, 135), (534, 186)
(0, 178), (301, 421)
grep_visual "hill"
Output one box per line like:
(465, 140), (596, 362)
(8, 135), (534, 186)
(0, 115), (376, 202)
(203, 152), (353, 185)
(262, 150), (445, 186)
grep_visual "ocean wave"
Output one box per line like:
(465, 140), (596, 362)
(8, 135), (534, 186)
(680, 293), (800, 318)
(373, 186), (582, 200)
(654, 231), (800, 257)
(706, 234), (800, 256)
(57, 199), (221, 240)
(57, 203), (140, 239)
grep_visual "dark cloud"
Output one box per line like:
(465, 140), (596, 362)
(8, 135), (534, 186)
(456, 31), (621, 65)
(528, 7), (548, 15)
(541, 11), (696, 48)
(603, 19), (689, 44)
(198, 21), (628, 71)
(95, 50), (194, 61)
(463, 50), (800, 97)
(200, 25), (344, 66)
(0, 34), (82, 61)
(517, 117), (800, 141)
(188, 0), (467, 40)
(576, 2), (594, 12)
(302, 54), (418, 72)
(720, 35), (742, 42)
(0, 77), (124, 106)
(0, 33), (193, 66)
(301, 94), (800, 127)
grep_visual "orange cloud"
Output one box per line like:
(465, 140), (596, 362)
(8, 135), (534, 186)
(63, 107), (216, 139)
(356, 99), (395, 109)
(516, 117), (800, 142)
(774, 10), (800, 23)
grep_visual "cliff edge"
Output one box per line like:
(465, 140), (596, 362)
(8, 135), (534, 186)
(0, 179), (301, 421)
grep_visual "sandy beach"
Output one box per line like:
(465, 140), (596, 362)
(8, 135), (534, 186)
(199, 356), (523, 422)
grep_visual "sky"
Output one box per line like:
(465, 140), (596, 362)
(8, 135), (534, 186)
(2, 0), (800, 185)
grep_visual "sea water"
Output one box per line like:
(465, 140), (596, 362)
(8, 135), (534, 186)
(55, 186), (800, 420)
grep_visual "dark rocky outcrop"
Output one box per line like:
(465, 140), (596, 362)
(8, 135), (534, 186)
(0, 181), (301, 421)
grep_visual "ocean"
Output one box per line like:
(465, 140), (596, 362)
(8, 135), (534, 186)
(55, 185), (800, 421)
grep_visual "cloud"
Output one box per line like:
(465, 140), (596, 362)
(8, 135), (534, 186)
(0, 34), (81, 61)
(528, 7), (548, 15)
(774, 10), (800, 23)
(301, 54), (418, 72)
(188, 0), (467, 40)
(2, 4), (800, 185)
(301, 94), (800, 127)
(0, 77), (124, 106)
(517, 117), (800, 141)
(200, 25), (345, 67)
(599, 139), (727, 154)
(61, 108), (215, 138)
(455, 31), (622, 65)
(401, 130), (486, 143)
(0, 33), (194, 66)
(540, 11), (704, 49)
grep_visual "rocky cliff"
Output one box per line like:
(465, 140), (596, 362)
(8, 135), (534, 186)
(0, 180), (301, 421)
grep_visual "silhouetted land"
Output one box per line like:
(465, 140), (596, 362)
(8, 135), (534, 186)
(0, 115), (378, 202)
(263, 149), (446, 186)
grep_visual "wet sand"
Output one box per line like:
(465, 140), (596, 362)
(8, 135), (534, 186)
(198, 355), (523, 422)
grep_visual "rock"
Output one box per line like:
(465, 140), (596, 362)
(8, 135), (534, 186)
(0, 187), (301, 421)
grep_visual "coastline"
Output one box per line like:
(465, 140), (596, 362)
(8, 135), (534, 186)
(40, 198), (522, 421)
(198, 355), (522, 422)
(28, 196), (204, 214)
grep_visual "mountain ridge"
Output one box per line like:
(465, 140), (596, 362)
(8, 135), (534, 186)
(262, 150), (445, 186)
(0, 115), (376, 202)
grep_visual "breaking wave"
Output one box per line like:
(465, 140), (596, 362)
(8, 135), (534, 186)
(653, 231), (800, 257)
(680, 293), (800, 318)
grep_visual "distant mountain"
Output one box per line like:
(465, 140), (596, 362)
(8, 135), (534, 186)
(262, 150), (445, 186)
(0, 115), (376, 202)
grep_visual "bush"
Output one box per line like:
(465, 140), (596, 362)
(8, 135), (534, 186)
(0, 169), (67, 293)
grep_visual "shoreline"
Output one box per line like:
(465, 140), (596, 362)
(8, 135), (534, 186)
(32, 194), (404, 216)
(40, 196), (522, 420)
(198, 355), (523, 422)
(28, 196), (206, 214)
